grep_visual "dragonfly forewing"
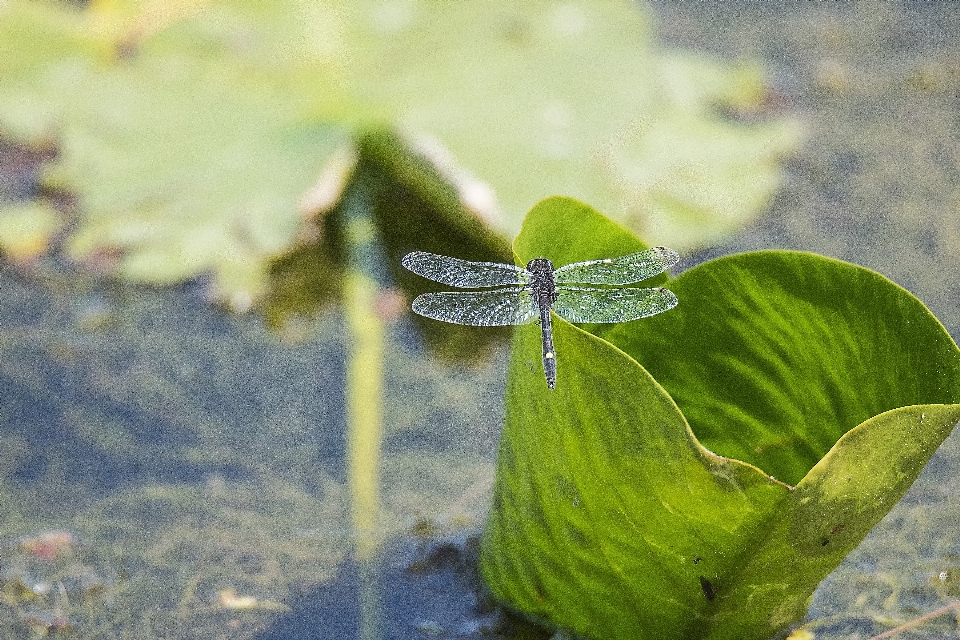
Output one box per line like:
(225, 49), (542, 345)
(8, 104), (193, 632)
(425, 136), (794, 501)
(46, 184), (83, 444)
(401, 251), (528, 288)
(553, 286), (678, 323)
(552, 247), (680, 285)
(411, 289), (539, 326)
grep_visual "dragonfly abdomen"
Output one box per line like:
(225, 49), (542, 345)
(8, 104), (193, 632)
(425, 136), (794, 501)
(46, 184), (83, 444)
(538, 302), (557, 389)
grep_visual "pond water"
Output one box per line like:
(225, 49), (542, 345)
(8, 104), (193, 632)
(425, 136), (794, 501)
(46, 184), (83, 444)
(3, 2), (960, 639)
(0, 268), (507, 637)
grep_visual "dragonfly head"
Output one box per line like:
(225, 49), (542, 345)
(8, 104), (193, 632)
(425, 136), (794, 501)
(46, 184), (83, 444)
(526, 257), (555, 276)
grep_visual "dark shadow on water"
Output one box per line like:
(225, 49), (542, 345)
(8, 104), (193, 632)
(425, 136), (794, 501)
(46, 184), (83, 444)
(257, 536), (542, 640)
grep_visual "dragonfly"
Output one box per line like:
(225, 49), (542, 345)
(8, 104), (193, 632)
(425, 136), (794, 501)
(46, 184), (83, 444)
(401, 247), (680, 389)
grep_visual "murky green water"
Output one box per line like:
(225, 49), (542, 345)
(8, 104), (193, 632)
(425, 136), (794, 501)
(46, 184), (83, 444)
(0, 270), (505, 637)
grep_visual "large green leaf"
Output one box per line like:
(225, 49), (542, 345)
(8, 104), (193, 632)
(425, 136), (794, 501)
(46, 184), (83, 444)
(266, 129), (514, 356)
(0, 0), (350, 301)
(480, 197), (960, 639)
(606, 251), (960, 486)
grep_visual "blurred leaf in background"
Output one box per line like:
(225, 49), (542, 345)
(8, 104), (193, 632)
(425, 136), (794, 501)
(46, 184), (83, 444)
(0, 0), (801, 303)
(0, 201), (62, 261)
(266, 129), (516, 361)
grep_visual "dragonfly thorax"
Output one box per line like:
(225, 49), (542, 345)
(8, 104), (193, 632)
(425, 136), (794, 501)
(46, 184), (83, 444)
(525, 258), (557, 302)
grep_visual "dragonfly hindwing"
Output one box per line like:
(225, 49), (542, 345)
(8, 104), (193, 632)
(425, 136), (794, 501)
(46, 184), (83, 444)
(552, 287), (678, 323)
(411, 289), (539, 326)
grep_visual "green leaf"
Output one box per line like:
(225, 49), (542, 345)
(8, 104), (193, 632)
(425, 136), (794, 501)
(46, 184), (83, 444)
(0, 1), (95, 141)
(480, 198), (960, 639)
(603, 52), (803, 250)
(0, 0), (351, 301)
(709, 404), (960, 640)
(514, 196), (647, 269)
(605, 251), (960, 486)
(341, 2), (801, 249)
(48, 57), (348, 300)
(482, 319), (791, 639)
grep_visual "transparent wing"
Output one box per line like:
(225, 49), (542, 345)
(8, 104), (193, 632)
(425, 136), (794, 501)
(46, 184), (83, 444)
(553, 286), (678, 323)
(402, 251), (528, 288)
(411, 289), (538, 326)
(552, 247), (680, 285)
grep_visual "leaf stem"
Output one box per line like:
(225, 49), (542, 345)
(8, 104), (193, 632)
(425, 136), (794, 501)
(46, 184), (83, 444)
(344, 269), (384, 561)
(342, 177), (385, 640)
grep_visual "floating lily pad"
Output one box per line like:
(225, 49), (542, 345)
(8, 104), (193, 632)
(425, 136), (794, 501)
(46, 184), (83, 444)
(0, 0), (800, 301)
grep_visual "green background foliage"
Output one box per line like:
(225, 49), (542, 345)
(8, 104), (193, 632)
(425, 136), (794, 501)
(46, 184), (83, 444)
(0, 0), (799, 300)
(480, 197), (960, 639)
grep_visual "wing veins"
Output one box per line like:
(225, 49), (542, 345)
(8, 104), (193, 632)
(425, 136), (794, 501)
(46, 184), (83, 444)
(553, 286), (678, 323)
(411, 289), (538, 326)
(553, 247), (680, 285)
(402, 251), (527, 288)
